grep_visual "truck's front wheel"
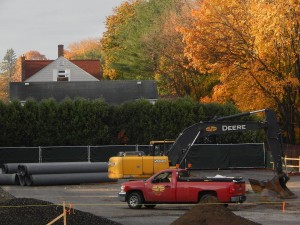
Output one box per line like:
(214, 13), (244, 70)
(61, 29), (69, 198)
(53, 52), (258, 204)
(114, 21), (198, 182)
(127, 192), (143, 209)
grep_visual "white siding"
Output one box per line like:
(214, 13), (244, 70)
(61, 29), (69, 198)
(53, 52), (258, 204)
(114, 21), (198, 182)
(25, 57), (98, 82)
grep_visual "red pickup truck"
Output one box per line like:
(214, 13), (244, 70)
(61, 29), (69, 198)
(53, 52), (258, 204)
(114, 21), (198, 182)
(119, 169), (246, 209)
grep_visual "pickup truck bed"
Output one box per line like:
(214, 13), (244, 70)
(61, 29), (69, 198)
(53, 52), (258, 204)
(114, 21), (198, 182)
(178, 176), (244, 182)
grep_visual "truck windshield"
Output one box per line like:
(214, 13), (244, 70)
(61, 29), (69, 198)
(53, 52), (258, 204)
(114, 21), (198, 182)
(153, 172), (172, 183)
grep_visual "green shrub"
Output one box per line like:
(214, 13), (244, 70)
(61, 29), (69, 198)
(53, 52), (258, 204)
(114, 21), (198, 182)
(0, 98), (261, 146)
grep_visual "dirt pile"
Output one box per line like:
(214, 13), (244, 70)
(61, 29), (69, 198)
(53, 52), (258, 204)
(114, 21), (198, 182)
(0, 197), (122, 225)
(170, 204), (261, 225)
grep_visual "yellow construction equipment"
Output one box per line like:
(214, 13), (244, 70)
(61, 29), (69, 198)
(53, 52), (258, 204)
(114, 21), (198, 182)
(108, 141), (174, 179)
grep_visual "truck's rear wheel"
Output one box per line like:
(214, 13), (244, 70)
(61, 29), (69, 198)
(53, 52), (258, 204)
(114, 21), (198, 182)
(199, 194), (219, 203)
(127, 192), (143, 209)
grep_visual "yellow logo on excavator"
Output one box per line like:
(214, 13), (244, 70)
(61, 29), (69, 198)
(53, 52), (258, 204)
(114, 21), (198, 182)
(206, 126), (217, 132)
(152, 185), (165, 196)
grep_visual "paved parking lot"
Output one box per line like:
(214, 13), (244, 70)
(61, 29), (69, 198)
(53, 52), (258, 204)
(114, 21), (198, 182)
(2, 169), (300, 225)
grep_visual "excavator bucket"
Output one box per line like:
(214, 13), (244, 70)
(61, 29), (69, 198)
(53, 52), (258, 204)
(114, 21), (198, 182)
(249, 174), (297, 199)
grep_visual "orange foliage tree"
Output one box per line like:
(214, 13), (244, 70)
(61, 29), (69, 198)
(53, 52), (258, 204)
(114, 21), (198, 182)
(146, 0), (218, 99)
(181, 0), (300, 143)
(0, 50), (47, 101)
(0, 75), (9, 102)
(64, 38), (102, 60)
(24, 50), (47, 60)
(12, 50), (47, 82)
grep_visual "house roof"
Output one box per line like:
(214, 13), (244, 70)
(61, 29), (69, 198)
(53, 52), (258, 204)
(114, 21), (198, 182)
(10, 80), (158, 104)
(22, 59), (101, 81)
(71, 60), (101, 79)
(22, 60), (52, 81)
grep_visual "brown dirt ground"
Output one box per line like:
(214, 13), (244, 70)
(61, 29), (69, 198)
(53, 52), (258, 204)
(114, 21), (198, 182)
(1, 187), (261, 225)
(0, 187), (122, 225)
(170, 204), (261, 225)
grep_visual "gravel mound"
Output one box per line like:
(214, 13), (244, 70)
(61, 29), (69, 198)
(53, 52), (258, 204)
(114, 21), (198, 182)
(0, 197), (122, 225)
(170, 204), (261, 225)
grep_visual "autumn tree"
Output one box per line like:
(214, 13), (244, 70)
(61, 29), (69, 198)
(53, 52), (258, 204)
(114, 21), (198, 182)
(24, 50), (47, 60)
(102, 0), (182, 80)
(12, 50), (47, 82)
(64, 38), (102, 60)
(101, 0), (216, 99)
(147, 0), (218, 99)
(101, 0), (139, 79)
(181, 0), (300, 143)
(0, 75), (9, 102)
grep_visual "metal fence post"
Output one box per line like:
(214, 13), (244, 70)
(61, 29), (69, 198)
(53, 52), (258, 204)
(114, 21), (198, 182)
(88, 146), (91, 162)
(39, 146), (42, 163)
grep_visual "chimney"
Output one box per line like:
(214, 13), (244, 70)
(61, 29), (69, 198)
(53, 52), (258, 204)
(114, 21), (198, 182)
(21, 55), (26, 82)
(58, 44), (64, 57)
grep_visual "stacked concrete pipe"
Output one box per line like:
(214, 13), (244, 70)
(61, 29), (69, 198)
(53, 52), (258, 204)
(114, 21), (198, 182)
(3, 163), (20, 174)
(0, 173), (19, 185)
(1, 162), (115, 186)
(0, 164), (20, 185)
(17, 162), (108, 176)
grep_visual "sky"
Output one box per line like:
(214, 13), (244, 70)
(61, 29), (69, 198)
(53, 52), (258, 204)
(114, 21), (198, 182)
(0, 0), (125, 60)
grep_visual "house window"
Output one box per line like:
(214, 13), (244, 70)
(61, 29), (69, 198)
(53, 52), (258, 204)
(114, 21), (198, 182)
(57, 70), (69, 81)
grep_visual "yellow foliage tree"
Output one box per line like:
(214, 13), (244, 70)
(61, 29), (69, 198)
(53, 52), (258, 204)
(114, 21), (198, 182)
(181, 0), (300, 143)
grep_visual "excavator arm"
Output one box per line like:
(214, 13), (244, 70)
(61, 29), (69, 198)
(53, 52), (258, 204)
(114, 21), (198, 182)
(166, 109), (296, 199)
(167, 120), (265, 167)
(167, 109), (266, 167)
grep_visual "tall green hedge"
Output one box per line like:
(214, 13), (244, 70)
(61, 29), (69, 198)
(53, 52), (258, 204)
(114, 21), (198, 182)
(0, 98), (261, 147)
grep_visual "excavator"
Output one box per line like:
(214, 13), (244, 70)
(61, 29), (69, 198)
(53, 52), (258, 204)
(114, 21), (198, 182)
(108, 108), (297, 199)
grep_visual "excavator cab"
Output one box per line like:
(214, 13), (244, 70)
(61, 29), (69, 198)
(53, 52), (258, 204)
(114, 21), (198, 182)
(149, 140), (175, 156)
